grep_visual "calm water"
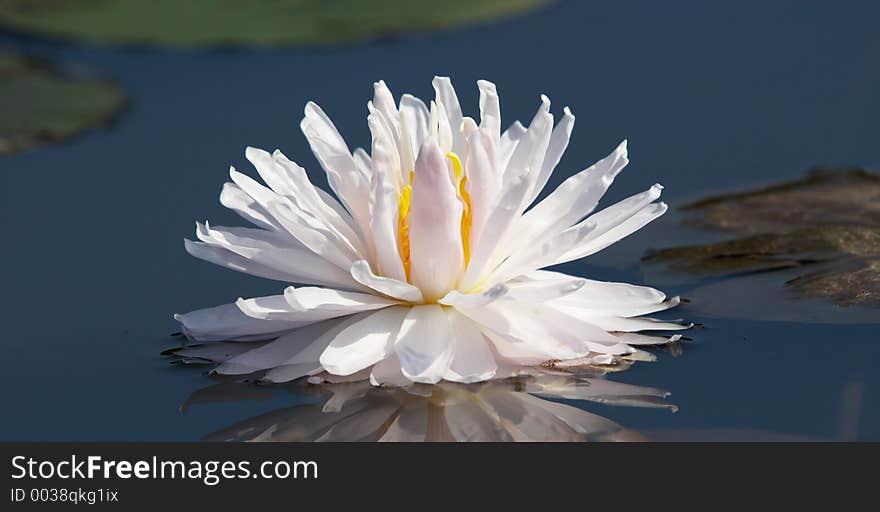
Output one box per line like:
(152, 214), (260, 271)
(1, 0), (878, 440)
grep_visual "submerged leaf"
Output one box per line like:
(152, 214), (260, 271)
(0, 53), (126, 154)
(0, 0), (552, 48)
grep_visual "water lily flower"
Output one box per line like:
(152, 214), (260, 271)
(174, 77), (687, 386)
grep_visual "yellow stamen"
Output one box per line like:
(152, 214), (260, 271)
(446, 152), (472, 266)
(397, 170), (414, 281)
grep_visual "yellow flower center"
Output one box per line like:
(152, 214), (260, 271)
(396, 152), (473, 284)
(446, 152), (472, 267)
(397, 170), (414, 281)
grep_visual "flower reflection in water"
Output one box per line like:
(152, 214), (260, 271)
(186, 374), (676, 442)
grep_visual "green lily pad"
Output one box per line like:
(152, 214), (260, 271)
(0, 0), (552, 48)
(643, 168), (880, 316)
(0, 53), (126, 155)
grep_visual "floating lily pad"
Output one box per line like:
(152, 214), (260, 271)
(643, 168), (880, 318)
(0, 0), (552, 48)
(0, 53), (126, 154)
(682, 168), (880, 234)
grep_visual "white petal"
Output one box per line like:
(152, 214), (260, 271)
(394, 305), (455, 384)
(463, 128), (500, 254)
(482, 329), (556, 365)
(258, 363), (321, 383)
(283, 286), (398, 313)
(399, 94), (429, 163)
(300, 102), (374, 260)
(372, 80), (400, 139)
(219, 182), (280, 231)
(432, 76), (464, 156)
(508, 140), (629, 257)
(454, 300), (608, 361)
(505, 274), (586, 302)
(429, 99), (453, 153)
(369, 354), (413, 387)
(499, 121), (526, 171)
(613, 332), (682, 346)
(192, 222), (360, 289)
(525, 106), (575, 206)
(408, 141), (464, 301)
(319, 306), (409, 375)
(555, 201), (668, 263)
(271, 149), (364, 251)
(368, 168), (407, 281)
(172, 342), (265, 363)
(458, 174), (532, 290)
(547, 274), (678, 318)
(488, 219), (597, 284)
(174, 301), (303, 342)
(477, 80), (501, 146)
(368, 105), (402, 190)
(552, 309), (690, 332)
(184, 239), (299, 284)
(350, 259), (423, 303)
(438, 283), (508, 308)
(505, 95), (552, 186)
(228, 164), (361, 270)
(215, 318), (348, 375)
(444, 311), (498, 383)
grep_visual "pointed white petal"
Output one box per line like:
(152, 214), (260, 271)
(408, 141), (464, 301)
(184, 239), (299, 284)
(271, 149), (364, 252)
(444, 311), (498, 383)
(369, 354), (413, 387)
(433, 76), (464, 156)
(555, 201), (668, 263)
(193, 222), (360, 289)
(300, 102), (374, 260)
(525, 106), (575, 206)
(499, 121), (526, 171)
(505, 95), (552, 186)
(399, 94), (429, 163)
(368, 105), (402, 190)
(394, 305), (455, 384)
(454, 300), (610, 361)
(319, 306), (409, 375)
(613, 332), (683, 346)
(508, 140), (629, 257)
(174, 301), (304, 342)
(219, 182), (281, 231)
(283, 286), (397, 313)
(368, 167), (407, 281)
(215, 318), (348, 375)
(350, 259), (423, 303)
(463, 128), (500, 254)
(477, 80), (501, 146)
(459, 174), (532, 290)
(505, 274), (586, 302)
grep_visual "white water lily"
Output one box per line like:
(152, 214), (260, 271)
(175, 77), (686, 386)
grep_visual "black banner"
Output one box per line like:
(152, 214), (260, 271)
(2, 443), (877, 507)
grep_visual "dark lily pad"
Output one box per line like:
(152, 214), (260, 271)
(682, 168), (880, 234)
(0, 53), (126, 154)
(643, 168), (880, 318)
(0, 0), (552, 48)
